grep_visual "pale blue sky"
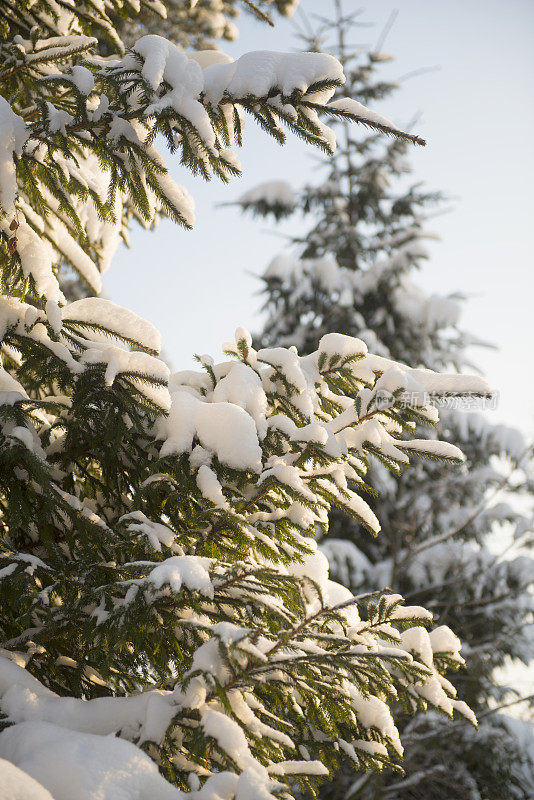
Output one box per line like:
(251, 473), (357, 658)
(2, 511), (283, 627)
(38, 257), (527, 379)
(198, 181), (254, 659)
(107, 0), (534, 435)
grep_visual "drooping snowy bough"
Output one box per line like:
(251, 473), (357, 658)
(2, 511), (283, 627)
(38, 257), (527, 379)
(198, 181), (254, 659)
(0, 0), (422, 309)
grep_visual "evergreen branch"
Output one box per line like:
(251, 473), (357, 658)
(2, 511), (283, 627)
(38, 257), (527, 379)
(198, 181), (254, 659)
(395, 463), (529, 570)
(312, 103), (426, 146)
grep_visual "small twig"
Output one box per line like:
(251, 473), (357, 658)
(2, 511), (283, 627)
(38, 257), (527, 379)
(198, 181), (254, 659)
(373, 9), (399, 55)
(477, 693), (534, 720)
(398, 65), (441, 83)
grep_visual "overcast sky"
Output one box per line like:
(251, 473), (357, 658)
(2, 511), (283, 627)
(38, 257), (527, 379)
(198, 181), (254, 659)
(106, 0), (534, 436)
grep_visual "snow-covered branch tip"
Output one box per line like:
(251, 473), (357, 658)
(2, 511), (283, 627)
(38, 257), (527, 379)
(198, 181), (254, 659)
(324, 98), (426, 146)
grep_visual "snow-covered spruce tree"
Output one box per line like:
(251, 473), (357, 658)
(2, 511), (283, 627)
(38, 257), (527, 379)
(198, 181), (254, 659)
(0, 4), (505, 800)
(235, 7), (534, 800)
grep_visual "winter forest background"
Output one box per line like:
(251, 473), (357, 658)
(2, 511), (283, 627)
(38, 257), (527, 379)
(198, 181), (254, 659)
(108, 0), (534, 438)
(0, 0), (533, 799)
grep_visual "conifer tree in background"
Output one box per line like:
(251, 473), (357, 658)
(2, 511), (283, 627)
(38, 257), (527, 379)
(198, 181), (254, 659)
(236, 4), (534, 799)
(0, 2), (497, 799)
